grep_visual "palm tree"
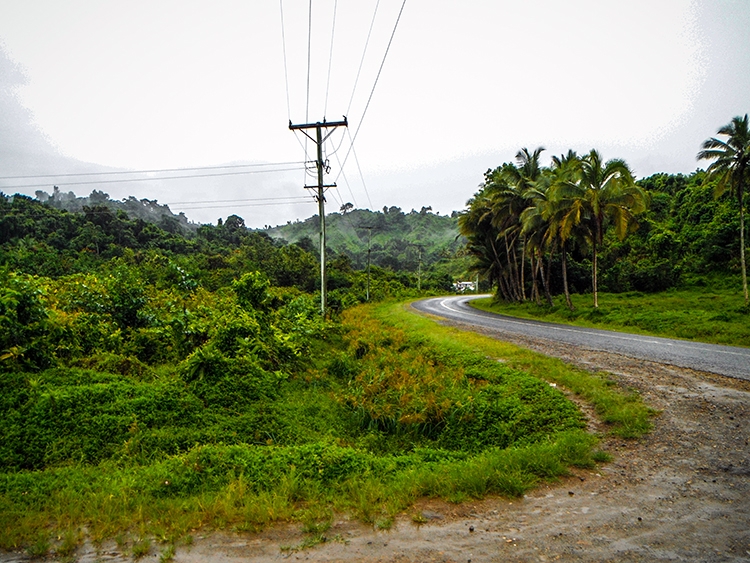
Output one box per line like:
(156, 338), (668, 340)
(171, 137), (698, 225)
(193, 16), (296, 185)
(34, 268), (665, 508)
(461, 150), (545, 303)
(485, 167), (526, 301)
(520, 177), (555, 306)
(546, 150), (582, 310)
(459, 191), (508, 298)
(697, 114), (750, 305)
(554, 150), (647, 308)
(490, 148), (546, 301)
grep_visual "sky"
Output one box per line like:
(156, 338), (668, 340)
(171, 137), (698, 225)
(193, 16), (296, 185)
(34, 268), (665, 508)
(1, 0), (749, 227)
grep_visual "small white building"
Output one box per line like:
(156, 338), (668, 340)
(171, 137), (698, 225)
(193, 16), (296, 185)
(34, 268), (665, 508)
(453, 281), (476, 293)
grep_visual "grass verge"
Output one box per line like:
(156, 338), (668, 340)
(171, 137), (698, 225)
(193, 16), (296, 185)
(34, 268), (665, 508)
(382, 301), (656, 439)
(469, 287), (750, 348)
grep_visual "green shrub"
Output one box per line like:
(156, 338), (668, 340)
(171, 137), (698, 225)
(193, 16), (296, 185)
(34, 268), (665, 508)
(0, 270), (54, 371)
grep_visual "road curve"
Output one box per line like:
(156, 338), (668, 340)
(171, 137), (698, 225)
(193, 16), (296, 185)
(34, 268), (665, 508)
(412, 295), (750, 381)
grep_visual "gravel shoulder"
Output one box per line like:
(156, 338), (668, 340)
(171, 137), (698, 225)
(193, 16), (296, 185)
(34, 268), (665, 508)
(5, 318), (750, 562)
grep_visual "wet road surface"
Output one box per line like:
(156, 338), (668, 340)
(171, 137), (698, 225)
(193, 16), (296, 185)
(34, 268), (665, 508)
(412, 295), (750, 381)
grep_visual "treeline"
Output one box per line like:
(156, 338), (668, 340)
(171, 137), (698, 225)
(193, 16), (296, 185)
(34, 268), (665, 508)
(266, 205), (468, 280)
(0, 194), (315, 290)
(460, 149), (747, 307)
(0, 193), (452, 329)
(35, 187), (197, 234)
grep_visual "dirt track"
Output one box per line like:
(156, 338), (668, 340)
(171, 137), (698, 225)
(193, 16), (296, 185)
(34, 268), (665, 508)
(5, 323), (750, 562)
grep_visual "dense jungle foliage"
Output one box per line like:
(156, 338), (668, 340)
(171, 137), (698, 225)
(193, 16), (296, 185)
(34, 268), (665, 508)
(460, 152), (749, 307)
(265, 205), (469, 282)
(34, 186), (198, 234)
(0, 189), (653, 553)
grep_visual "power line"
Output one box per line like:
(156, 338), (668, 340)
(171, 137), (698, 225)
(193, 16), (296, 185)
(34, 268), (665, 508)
(327, 184), (344, 209)
(337, 0), (407, 183)
(305, 0), (313, 123)
(0, 165), (307, 191)
(172, 199), (314, 211)
(347, 130), (374, 209)
(168, 195), (311, 206)
(346, 0), (381, 117)
(357, 0), (406, 130)
(321, 126), (348, 161)
(0, 196), (315, 216)
(0, 161), (308, 181)
(279, 0), (292, 121)
(324, 0), (338, 118)
(332, 146), (358, 208)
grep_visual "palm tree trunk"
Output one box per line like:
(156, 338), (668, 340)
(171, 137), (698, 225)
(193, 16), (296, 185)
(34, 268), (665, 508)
(488, 236), (506, 298)
(504, 234), (521, 301)
(592, 238), (599, 308)
(740, 193), (748, 304)
(532, 255), (541, 305)
(520, 236), (527, 301)
(515, 246), (523, 301)
(510, 236), (522, 301)
(505, 274), (513, 302)
(498, 273), (511, 302)
(562, 241), (574, 311)
(538, 252), (554, 307)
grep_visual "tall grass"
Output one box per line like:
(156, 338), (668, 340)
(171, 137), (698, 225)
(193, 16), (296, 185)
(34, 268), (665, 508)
(381, 302), (656, 438)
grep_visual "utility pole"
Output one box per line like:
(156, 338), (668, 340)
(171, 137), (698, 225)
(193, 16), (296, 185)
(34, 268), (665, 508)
(410, 243), (424, 292)
(417, 245), (422, 292)
(289, 117), (348, 314)
(363, 226), (373, 301)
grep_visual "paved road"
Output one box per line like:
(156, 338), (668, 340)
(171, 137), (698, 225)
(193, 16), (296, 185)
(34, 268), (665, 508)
(412, 295), (750, 381)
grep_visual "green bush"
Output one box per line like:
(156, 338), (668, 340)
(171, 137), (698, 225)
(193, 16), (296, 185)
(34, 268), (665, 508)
(0, 270), (53, 371)
(437, 380), (585, 452)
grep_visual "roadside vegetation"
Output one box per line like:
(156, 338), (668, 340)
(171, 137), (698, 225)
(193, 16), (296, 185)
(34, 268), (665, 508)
(459, 115), (750, 312)
(0, 296), (653, 555)
(470, 283), (750, 348)
(0, 192), (652, 557)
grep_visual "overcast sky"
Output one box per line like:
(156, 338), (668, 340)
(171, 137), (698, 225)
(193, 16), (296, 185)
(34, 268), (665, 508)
(1, 0), (749, 227)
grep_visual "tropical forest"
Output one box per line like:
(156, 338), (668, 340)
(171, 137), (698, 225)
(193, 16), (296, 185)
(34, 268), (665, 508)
(0, 115), (748, 558)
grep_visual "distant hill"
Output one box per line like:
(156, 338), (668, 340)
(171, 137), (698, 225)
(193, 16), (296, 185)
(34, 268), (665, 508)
(24, 189), (472, 279)
(264, 206), (468, 273)
(34, 187), (198, 234)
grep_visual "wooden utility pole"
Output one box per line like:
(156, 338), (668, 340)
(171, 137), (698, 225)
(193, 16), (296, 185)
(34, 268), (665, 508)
(409, 243), (424, 292)
(289, 117), (348, 314)
(417, 245), (422, 292)
(363, 226), (373, 301)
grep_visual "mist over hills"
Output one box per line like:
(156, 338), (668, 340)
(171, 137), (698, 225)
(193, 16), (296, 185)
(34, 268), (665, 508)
(264, 206), (466, 273)
(33, 187), (198, 234)
(16, 184), (467, 277)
